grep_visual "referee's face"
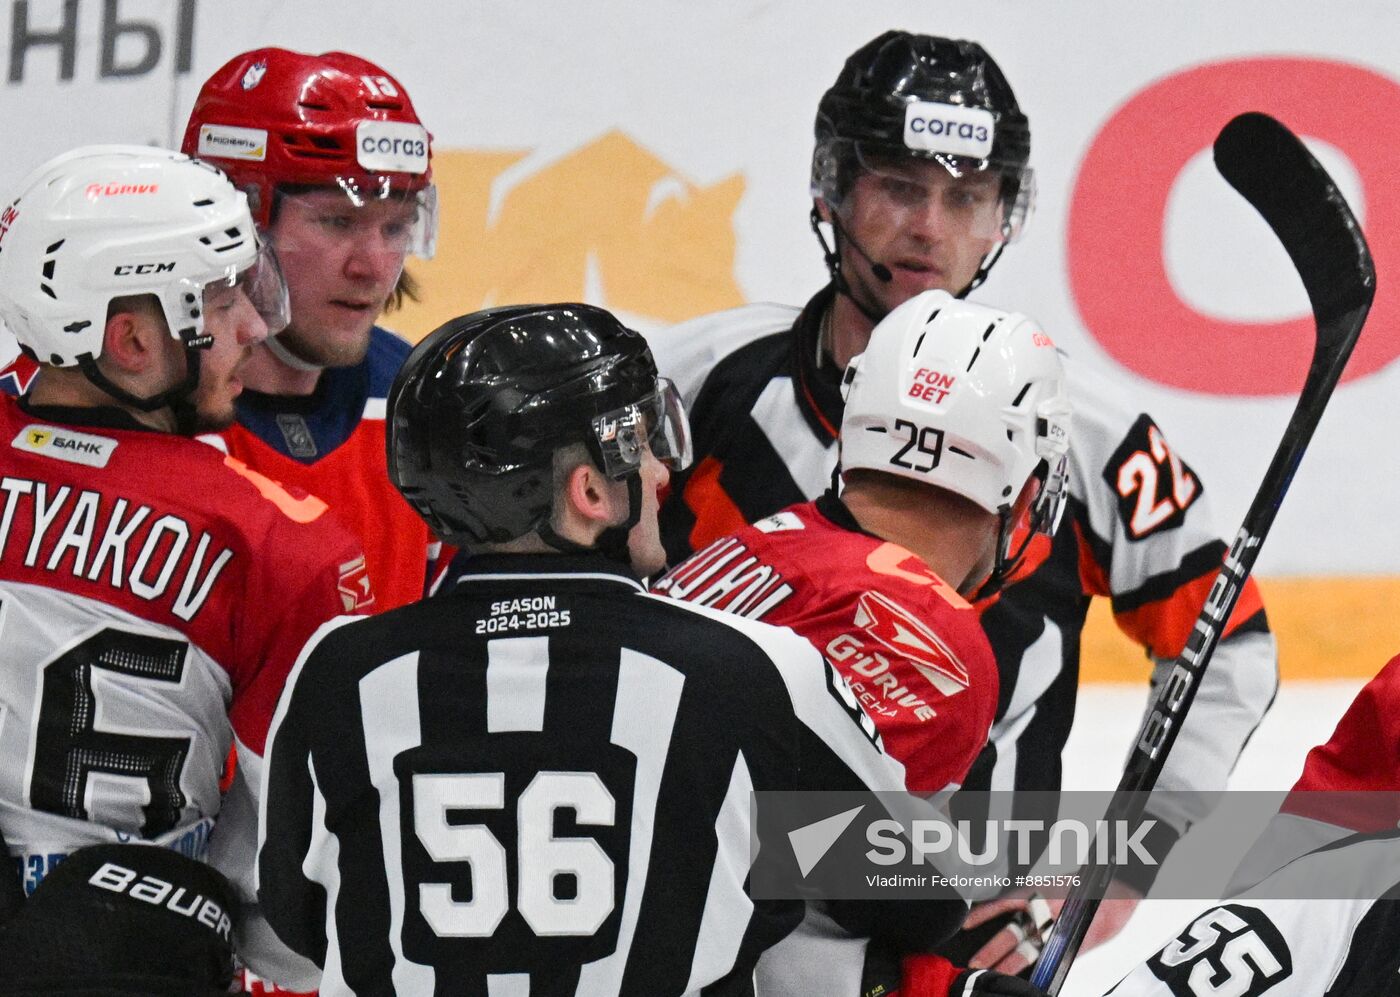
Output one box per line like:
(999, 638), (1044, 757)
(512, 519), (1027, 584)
(626, 445), (671, 579)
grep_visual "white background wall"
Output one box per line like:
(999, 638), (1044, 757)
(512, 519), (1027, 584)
(3, 0), (1399, 573)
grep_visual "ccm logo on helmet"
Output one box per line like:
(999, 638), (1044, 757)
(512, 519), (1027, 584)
(114, 262), (176, 276)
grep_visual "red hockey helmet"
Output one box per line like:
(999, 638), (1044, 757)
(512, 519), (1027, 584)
(181, 47), (436, 257)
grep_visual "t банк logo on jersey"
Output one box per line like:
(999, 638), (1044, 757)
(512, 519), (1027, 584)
(12, 424), (118, 468)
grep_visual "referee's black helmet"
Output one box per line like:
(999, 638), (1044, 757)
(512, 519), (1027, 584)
(387, 303), (690, 548)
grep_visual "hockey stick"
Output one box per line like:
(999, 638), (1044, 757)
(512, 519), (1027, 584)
(1029, 111), (1375, 995)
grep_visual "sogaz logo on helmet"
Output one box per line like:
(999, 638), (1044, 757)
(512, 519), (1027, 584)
(903, 101), (995, 160)
(357, 121), (429, 174)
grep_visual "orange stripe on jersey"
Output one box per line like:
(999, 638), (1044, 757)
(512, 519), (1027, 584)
(683, 456), (751, 551)
(795, 371), (839, 439)
(1114, 571), (1266, 659)
(865, 542), (970, 609)
(222, 456), (329, 524)
(1077, 520), (1112, 597)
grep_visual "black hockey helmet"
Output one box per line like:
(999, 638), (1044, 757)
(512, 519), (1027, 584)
(387, 303), (690, 549)
(811, 31), (1034, 294)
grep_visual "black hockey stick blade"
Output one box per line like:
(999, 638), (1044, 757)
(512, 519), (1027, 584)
(1214, 111), (1375, 333)
(1031, 112), (1374, 995)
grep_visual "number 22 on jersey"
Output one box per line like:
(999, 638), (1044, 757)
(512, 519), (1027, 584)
(1108, 415), (1202, 540)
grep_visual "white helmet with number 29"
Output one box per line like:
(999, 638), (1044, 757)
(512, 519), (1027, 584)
(840, 288), (1072, 590)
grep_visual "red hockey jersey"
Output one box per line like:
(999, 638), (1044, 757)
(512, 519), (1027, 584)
(0, 394), (370, 897)
(201, 327), (445, 613)
(1228, 653), (1400, 896)
(653, 494), (998, 794)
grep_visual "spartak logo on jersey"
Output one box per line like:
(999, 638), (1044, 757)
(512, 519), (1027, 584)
(853, 590), (968, 697)
(338, 554), (375, 612)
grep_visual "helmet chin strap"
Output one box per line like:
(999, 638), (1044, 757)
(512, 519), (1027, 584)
(961, 242), (1007, 298)
(76, 329), (207, 430)
(810, 206), (886, 327)
(264, 333), (325, 373)
(969, 504), (1016, 603)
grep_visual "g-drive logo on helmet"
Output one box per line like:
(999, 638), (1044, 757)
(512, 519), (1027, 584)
(0, 203), (17, 245)
(903, 101), (995, 159)
(357, 121), (429, 174)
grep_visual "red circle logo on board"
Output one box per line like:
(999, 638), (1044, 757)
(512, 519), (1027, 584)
(1068, 58), (1400, 395)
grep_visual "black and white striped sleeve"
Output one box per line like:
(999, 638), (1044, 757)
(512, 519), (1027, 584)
(256, 617), (358, 970)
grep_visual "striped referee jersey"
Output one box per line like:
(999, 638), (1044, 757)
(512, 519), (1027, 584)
(257, 552), (965, 995)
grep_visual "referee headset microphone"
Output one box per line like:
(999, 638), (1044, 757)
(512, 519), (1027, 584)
(830, 212), (895, 284)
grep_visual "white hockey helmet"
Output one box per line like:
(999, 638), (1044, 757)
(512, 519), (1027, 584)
(0, 145), (287, 387)
(841, 289), (1071, 583)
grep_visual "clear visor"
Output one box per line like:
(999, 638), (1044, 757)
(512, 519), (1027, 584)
(273, 181), (438, 260)
(174, 239), (290, 345)
(1000, 453), (1070, 569)
(590, 378), (693, 479)
(998, 397), (1072, 573)
(819, 141), (1035, 245)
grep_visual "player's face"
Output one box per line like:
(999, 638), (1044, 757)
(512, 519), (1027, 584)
(267, 190), (416, 367)
(839, 158), (1003, 311)
(190, 283), (270, 430)
(626, 445), (672, 579)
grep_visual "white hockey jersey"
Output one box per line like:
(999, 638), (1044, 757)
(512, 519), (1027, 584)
(0, 395), (369, 981)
